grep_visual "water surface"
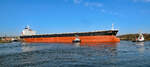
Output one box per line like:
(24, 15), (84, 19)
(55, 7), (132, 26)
(0, 41), (150, 67)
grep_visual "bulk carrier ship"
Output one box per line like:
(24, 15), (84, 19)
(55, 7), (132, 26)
(20, 25), (120, 43)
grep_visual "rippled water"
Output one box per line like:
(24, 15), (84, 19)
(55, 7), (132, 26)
(0, 41), (150, 67)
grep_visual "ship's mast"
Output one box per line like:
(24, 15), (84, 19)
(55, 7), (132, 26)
(25, 25), (30, 29)
(112, 24), (114, 30)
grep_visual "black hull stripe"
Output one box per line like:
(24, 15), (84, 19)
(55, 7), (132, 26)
(20, 30), (118, 38)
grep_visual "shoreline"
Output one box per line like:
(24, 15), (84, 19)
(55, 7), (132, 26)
(0, 41), (12, 43)
(117, 34), (150, 41)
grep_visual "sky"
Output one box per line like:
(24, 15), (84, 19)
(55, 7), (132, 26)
(0, 0), (150, 36)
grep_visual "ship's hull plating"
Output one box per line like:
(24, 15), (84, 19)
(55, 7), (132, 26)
(20, 30), (120, 43)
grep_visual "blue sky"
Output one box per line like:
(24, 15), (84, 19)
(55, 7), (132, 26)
(0, 0), (150, 36)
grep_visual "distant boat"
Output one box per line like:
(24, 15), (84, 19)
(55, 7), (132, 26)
(133, 33), (144, 42)
(72, 35), (81, 43)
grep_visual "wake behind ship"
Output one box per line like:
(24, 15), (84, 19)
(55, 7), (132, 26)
(20, 25), (120, 43)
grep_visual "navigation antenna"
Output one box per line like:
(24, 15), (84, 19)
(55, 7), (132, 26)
(25, 25), (30, 29)
(112, 24), (114, 30)
(27, 25), (30, 29)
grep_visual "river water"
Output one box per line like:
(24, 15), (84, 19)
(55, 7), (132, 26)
(0, 41), (150, 67)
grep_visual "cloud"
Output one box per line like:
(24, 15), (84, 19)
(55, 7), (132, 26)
(64, 0), (68, 2)
(146, 0), (150, 1)
(133, 0), (150, 2)
(84, 2), (103, 7)
(144, 0), (150, 2)
(100, 9), (106, 13)
(72, 0), (103, 8)
(64, 0), (120, 16)
(73, 0), (82, 4)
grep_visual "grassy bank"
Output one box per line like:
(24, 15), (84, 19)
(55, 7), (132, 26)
(0, 40), (12, 43)
(118, 34), (150, 41)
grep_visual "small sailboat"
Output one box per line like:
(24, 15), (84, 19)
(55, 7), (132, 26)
(133, 33), (144, 42)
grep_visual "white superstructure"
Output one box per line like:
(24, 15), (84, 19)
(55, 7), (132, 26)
(21, 26), (36, 36)
(137, 33), (144, 42)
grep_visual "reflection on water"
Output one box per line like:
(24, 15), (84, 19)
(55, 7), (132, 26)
(136, 42), (144, 46)
(73, 42), (80, 47)
(73, 42), (118, 56)
(135, 42), (145, 54)
(21, 43), (35, 52)
(0, 41), (150, 67)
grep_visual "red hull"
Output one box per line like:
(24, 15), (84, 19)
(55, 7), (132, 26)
(23, 35), (120, 43)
